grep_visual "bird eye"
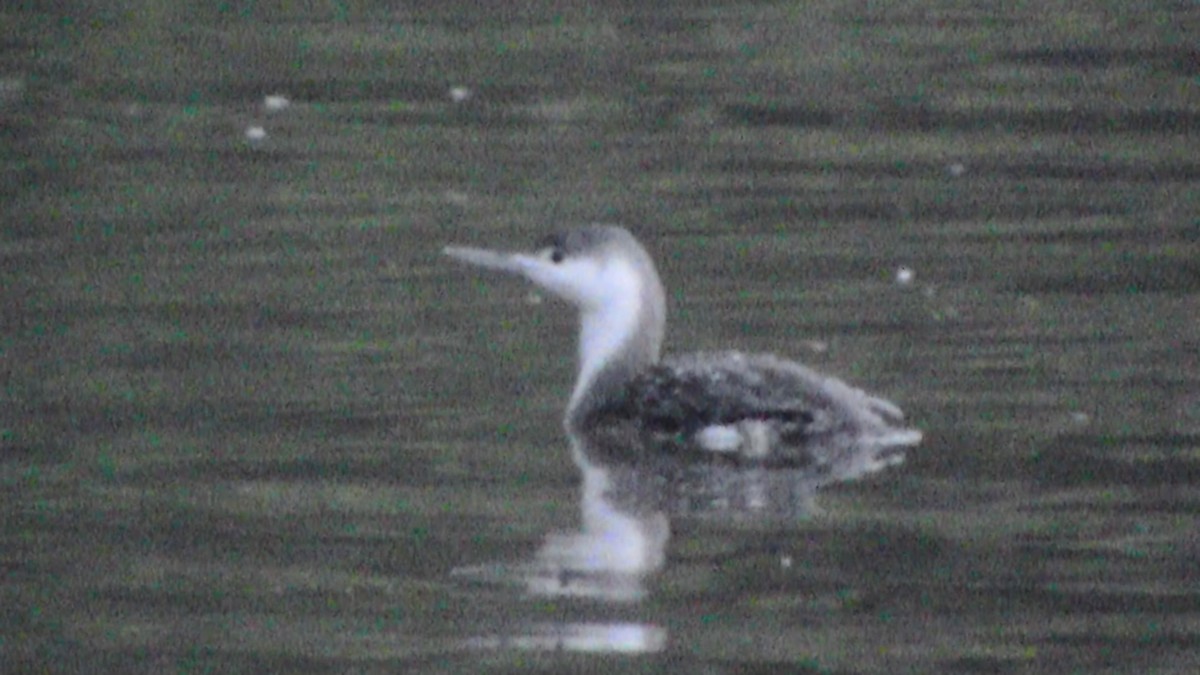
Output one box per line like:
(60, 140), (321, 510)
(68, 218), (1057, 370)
(550, 248), (565, 263)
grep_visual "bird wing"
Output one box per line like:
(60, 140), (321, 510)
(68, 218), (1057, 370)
(582, 351), (917, 472)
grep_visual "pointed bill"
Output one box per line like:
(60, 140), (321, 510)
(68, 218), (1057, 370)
(443, 246), (536, 275)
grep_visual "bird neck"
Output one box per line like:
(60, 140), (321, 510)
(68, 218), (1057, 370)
(566, 264), (665, 431)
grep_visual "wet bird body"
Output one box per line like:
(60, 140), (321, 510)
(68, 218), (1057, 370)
(444, 225), (921, 484)
(580, 350), (917, 476)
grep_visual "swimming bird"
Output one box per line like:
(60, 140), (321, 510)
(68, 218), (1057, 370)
(444, 225), (922, 484)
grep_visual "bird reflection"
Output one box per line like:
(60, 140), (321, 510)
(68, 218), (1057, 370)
(446, 225), (918, 605)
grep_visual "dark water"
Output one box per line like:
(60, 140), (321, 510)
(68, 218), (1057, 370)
(3, 1), (1198, 672)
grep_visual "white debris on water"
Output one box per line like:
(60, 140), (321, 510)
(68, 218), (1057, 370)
(800, 339), (829, 354)
(442, 190), (470, 206)
(263, 94), (291, 112)
(0, 76), (25, 108)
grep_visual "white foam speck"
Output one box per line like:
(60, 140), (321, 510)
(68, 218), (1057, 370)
(263, 95), (290, 112)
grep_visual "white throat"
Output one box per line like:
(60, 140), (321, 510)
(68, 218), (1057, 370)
(568, 258), (653, 411)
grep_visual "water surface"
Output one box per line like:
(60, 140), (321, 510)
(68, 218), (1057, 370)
(3, 1), (1198, 672)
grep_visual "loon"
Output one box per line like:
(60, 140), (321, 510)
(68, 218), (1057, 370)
(443, 225), (922, 482)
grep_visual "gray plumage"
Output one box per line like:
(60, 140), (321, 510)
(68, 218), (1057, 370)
(444, 225), (921, 485)
(579, 351), (919, 480)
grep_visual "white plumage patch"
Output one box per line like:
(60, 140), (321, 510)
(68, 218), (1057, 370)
(571, 258), (648, 409)
(694, 420), (774, 460)
(694, 424), (742, 453)
(740, 420), (773, 459)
